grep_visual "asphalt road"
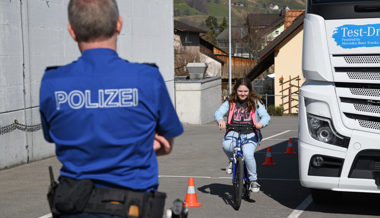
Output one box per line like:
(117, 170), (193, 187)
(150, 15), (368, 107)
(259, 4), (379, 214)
(0, 117), (379, 218)
(159, 117), (380, 218)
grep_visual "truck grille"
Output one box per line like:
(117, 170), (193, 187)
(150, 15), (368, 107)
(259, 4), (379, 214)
(333, 55), (380, 133)
(349, 150), (380, 179)
(344, 113), (380, 131)
(350, 88), (380, 97)
(353, 104), (380, 114)
(347, 72), (380, 80)
(344, 55), (380, 64)
(358, 120), (380, 131)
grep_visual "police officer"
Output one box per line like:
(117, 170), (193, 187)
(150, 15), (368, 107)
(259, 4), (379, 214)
(39, 0), (183, 217)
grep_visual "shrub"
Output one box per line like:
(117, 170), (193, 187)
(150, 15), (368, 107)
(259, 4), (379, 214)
(267, 105), (275, 115)
(275, 106), (284, 116)
(267, 105), (284, 116)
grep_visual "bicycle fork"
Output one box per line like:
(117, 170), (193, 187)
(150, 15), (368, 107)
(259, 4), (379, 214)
(232, 138), (244, 181)
(232, 137), (249, 184)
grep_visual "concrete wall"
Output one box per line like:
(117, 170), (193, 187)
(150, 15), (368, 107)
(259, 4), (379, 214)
(175, 77), (221, 124)
(0, 0), (174, 169)
(274, 30), (305, 114)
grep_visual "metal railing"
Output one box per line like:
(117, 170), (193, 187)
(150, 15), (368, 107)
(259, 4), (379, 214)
(261, 93), (300, 114)
(261, 94), (299, 114)
(220, 93), (300, 114)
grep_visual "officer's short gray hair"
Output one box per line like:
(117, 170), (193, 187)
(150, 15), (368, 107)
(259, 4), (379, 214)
(68, 0), (119, 42)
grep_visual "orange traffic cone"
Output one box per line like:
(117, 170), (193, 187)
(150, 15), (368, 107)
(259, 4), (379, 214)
(284, 138), (296, 154)
(184, 177), (202, 207)
(262, 147), (276, 166)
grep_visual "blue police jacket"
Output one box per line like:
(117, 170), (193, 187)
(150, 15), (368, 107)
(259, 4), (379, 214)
(39, 48), (183, 191)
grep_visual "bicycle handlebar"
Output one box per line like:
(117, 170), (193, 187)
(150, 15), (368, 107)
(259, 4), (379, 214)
(226, 123), (256, 132)
(166, 199), (188, 218)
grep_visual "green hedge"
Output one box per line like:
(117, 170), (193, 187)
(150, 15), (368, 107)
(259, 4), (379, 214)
(267, 105), (284, 116)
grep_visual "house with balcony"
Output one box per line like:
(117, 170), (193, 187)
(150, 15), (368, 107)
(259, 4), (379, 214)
(246, 10), (305, 114)
(174, 20), (224, 78)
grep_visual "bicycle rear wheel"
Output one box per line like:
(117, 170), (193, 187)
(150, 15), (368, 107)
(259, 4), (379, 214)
(232, 156), (243, 210)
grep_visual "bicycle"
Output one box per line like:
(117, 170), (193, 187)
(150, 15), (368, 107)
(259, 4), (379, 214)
(166, 199), (188, 218)
(226, 123), (256, 210)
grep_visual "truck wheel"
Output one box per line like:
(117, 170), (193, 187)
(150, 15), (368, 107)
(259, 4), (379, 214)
(310, 189), (342, 204)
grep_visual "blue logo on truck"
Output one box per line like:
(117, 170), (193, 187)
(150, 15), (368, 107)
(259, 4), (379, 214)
(333, 24), (380, 49)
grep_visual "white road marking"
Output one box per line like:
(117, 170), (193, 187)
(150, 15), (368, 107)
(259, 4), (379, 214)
(38, 213), (52, 218)
(261, 130), (292, 141)
(264, 138), (296, 141)
(217, 177), (299, 182)
(256, 151), (297, 154)
(257, 130), (294, 151)
(287, 195), (312, 218)
(159, 175), (299, 182)
(159, 175), (212, 179)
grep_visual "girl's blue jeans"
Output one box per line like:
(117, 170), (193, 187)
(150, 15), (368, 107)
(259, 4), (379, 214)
(223, 131), (258, 181)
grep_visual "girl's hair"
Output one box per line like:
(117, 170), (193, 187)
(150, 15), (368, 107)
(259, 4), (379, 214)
(228, 77), (263, 112)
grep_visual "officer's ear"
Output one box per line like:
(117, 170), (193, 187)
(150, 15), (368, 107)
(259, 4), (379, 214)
(115, 16), (122, 35)
(67, 24), (78, 42)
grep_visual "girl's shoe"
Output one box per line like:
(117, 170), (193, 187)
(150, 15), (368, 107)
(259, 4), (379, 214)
(226, 161), (232, 174)
(249, 181), (261, 193)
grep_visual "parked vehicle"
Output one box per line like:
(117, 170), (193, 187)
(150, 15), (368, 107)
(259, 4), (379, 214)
(298, 0), (380, 203)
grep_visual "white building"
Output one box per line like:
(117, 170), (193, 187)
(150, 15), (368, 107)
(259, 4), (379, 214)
(0, 0), (174, 168)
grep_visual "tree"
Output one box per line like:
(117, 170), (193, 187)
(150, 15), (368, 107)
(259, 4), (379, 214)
(204, 16), (219, 44)
(204, 29), (218, 44)
(243, 17), (265, 62)
(205, 16), (218, 30)
(219, 17), (228, 34)
(174, 47), (200, 76)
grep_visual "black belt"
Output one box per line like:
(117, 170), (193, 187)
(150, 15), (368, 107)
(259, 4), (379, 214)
(84, 186), (166, 218)
(48, 175), (166, 218)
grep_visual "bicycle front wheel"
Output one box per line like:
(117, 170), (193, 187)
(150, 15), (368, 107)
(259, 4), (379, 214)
(232, 156), (243, 210)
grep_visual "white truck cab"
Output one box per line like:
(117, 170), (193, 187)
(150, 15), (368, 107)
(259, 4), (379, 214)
(299, 0), (380, 203)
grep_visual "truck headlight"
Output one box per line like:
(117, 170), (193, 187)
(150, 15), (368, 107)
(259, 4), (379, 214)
(307, 113), (350, 148)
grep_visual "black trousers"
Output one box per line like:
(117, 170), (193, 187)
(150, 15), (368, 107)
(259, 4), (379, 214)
(60, 212), (123, 218)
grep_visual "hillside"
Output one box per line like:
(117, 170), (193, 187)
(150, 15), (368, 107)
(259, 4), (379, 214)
(174, 0), (305, 29)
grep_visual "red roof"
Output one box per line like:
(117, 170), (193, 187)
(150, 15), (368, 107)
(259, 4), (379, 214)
(284, 10), (305, 30)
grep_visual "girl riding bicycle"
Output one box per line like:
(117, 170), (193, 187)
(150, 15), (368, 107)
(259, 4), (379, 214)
(214, 78), (270, 193)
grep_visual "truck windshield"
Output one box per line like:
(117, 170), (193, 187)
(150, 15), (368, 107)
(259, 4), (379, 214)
(308, 0), (380, 19)
(313, 0), (379, 3)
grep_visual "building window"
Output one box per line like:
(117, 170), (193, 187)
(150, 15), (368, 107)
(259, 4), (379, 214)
(184, 33), (192, 45)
